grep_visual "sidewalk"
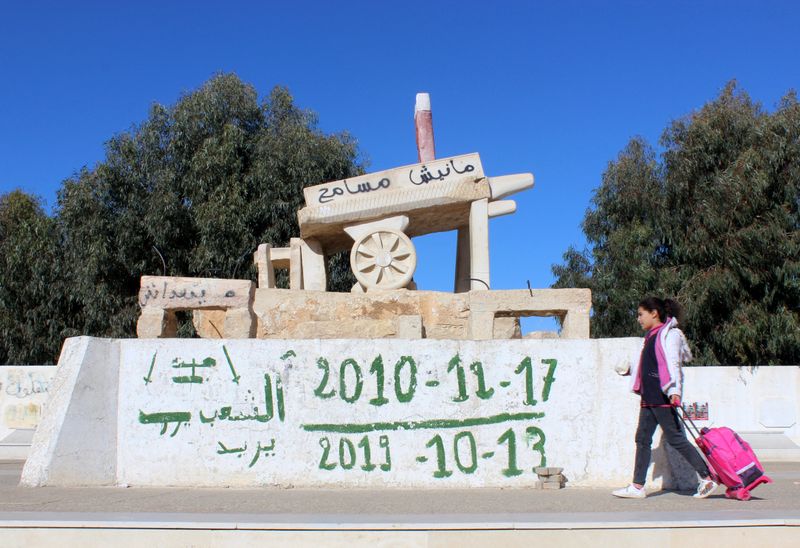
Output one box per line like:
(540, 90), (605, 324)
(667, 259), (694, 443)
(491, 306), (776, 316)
(1, 460), (799, 546)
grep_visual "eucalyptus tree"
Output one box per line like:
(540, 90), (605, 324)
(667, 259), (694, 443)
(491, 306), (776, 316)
(553, 82), (800, 364)
(0, 191), (74, 363)
(2, 73), (363, 360)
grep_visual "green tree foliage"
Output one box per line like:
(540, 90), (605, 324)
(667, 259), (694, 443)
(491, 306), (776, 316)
(0, 191), (76, 364)
(553, 82), (800, 365)
(1, 74), (363, 363)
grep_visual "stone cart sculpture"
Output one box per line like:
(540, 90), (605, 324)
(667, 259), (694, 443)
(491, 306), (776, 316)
(267, 152), (533, 293)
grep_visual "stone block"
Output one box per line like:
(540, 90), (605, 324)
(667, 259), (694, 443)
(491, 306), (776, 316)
(192, 309), (227, 339)
(287, 319), (399, 339)
(396, 315), (423, 339)
(289, 238), (304, 290)
(468, 310), (495, 340)
(468, 198), (490, 291)
(139, 276), (253, 310)
(253, 288), (470, 340)
(561, 308), (591, 339)
(299, 238), (326, 291)
(136, 308), (176, 338)
(535, 467), (563, 477)
(302, 153), (485, 206)
(269, 247), (291, 269)
(254, 244), (276, 289)
(469, 289), (591, 340)
(252, 287), (588, 341)
(493, 316), (521, 339)
(223, 308), (256, 339)
(137, 277), (256, 339)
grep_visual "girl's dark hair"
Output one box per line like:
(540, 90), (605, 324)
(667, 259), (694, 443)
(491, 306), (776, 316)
(638, 296), (684, 325)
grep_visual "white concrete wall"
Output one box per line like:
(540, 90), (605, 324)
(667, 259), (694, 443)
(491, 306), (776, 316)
(20, 337), (800, 489)
(21, 337), (119, 486)
(682, 366), (800, 443)
(0, 365), (56, 459)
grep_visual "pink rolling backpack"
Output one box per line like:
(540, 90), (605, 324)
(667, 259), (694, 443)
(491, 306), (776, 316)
(678, 407), (772, 501)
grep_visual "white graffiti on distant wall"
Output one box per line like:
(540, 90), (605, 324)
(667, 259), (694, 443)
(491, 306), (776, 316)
(1, 367), (55, 432)
(3, 371), (50, 399)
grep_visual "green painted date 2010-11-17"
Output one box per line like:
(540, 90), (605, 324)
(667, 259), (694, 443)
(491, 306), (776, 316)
(313, 355), (557, 407)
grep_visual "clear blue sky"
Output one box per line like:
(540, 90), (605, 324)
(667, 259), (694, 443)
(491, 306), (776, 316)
(1, 1), (798, 328)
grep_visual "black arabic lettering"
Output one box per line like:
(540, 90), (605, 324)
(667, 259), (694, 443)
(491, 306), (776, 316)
(188, 289), (205, 300)
(168, 288), (187, 299)
(342, 177), (392, 195)
(420, 165), (432, 184)
(342, 179), (359, 194)
(450, 159), (475, 174)
(318, 186), (345, 204)
(410, 165), (448, 186)
(139, 285), (160, 307)
(409, 166), (425, 185)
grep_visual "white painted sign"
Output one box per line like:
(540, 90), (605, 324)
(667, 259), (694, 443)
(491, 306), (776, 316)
(302, 153), (484, 206)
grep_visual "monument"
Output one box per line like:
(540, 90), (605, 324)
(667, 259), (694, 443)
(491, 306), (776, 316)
(21, 94), (679, 491)
(136, 93), (591, 342)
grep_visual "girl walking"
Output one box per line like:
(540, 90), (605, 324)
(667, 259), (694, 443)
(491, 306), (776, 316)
(613, 297), (718, 499)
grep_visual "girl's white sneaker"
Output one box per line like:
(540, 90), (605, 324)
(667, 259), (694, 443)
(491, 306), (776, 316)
(693, 478), (719, 498)
(612, 484), (646, 498)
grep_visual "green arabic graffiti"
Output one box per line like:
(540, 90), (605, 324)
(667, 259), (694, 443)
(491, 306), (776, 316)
(171, 357), (216, 384)
(221, 345), (241, 384)
(138, 410), (191, 437)
(143, 352), (157, 385)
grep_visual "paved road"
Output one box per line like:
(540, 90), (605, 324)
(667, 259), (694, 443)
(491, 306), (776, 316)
(1, 460), (799, 525)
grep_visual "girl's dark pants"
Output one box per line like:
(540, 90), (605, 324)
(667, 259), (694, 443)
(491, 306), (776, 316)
(633, 406), (710, 486)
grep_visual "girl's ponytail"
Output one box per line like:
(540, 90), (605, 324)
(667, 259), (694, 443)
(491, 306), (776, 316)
(664, 299), (684, 326)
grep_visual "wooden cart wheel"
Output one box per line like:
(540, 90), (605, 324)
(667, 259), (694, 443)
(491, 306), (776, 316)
(350, 228), (416, 290)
